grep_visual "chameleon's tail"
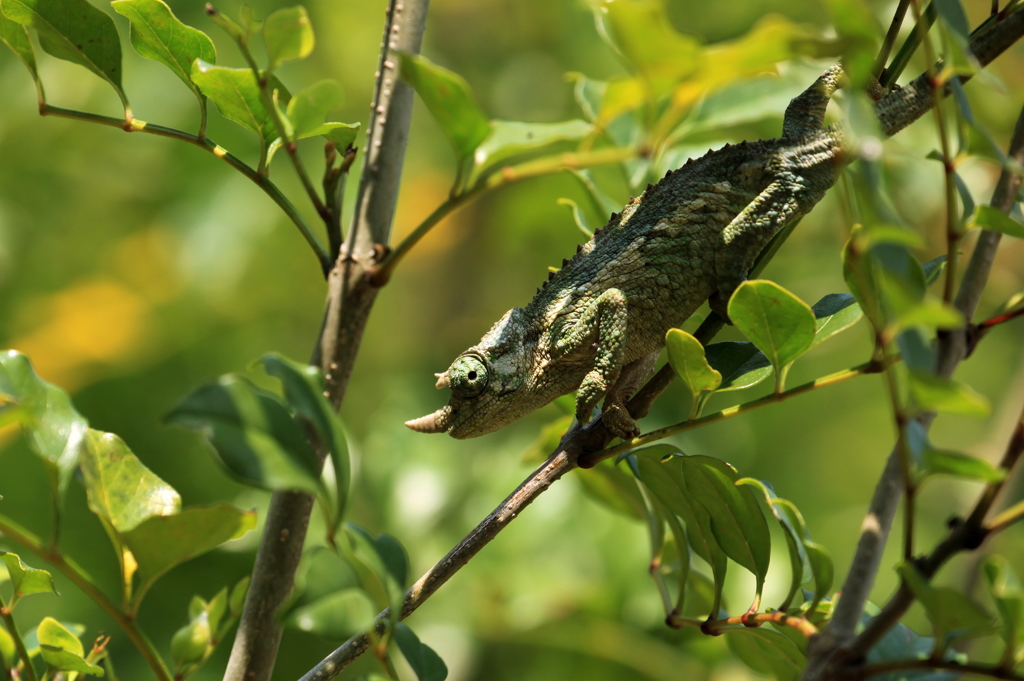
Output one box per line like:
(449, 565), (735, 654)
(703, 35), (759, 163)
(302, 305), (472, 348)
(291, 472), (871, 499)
(877, 8), (1024, 138)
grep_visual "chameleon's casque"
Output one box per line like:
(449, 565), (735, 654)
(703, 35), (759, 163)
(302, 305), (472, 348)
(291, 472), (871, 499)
(408, 66), (849, 439)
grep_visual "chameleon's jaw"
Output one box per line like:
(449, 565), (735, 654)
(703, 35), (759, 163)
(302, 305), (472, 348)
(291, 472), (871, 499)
(405, 405), (453, 434)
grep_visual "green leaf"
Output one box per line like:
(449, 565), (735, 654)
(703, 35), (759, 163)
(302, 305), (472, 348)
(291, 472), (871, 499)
(394, 623), (448, 681)
(122, 503), (256, 598)
(895, 298), (965, 332)
(920, 449), (1005, 483)
(170, 615), (210, 669)
(899, 562), (994, 641)
(983, 556), (1024, 655)
(679, 455), (771, 588)
(286, 79), (341, 137)
(631, 446), (728, 616)
(736, 480), (808, 610)
(80, 429), (180, 533)
(577, 459), (646, 520)
(704, 341), (772, 393)
(723, 627), (804, 681)
(0, 625), (15, 668)
(344, 524), (406, 621)
(258, 353), (350, 528)
(191, 60), (288, 143)
(111, 0), (215, 100)
(397, 51), (491, 161)
(263, 5), (313, 70)
(907, 370), (991, 417)
(564, 168), (620, 222)
(592, 0), (701, 97)
(0, 7), (40, 88)
(803, 541), (834, 612)
(284, 588), (376, 640)
(2, 0), (126, 107)
(0, 350), (87, 511)
(167, 374), (321, 493)
(0, 551), (57, 605)
(728, 280), (816, 389)
(472, 119), (592, 177)
(229, 576), (249, 616)
(810, 293), (863, 349)
(922, 255), (948, 286)
(665, 329), (721, 399)
(968, 204), (1024, 238)
(37, 617), (103, 676)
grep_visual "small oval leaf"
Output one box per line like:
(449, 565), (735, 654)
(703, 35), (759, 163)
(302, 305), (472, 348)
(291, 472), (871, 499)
(665, 328), (722, 398)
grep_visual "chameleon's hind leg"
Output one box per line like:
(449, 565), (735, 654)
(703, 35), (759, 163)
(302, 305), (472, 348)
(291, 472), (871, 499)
(601, 350), (658, 439)
(555, 288), (629, 430)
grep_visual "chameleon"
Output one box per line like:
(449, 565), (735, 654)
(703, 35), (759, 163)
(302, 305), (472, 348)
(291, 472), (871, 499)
(405, 12), (1024, 440)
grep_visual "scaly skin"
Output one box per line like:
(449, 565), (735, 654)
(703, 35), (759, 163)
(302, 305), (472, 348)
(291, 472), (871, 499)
(406, 65), (846, 439)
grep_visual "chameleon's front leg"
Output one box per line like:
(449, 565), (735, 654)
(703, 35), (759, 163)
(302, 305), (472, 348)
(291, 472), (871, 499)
(555, 288), (631, 435)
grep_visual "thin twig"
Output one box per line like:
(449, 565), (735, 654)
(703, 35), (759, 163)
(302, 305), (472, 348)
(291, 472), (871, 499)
(38, 104), (330, 274)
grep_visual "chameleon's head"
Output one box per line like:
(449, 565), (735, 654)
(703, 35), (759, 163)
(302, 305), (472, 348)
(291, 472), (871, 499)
(406, 307), (538, 438)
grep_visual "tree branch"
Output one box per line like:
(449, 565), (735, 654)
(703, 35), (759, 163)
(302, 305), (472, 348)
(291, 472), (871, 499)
(801, 101), (1024, 681)
(222, 2), (429, 680)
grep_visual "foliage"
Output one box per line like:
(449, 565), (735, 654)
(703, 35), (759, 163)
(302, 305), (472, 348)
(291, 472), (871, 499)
(0, 0), (1022, 680)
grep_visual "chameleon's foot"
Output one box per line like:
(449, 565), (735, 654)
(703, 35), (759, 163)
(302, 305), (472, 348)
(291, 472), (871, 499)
(575, 369), (608, 426)
(601, 403), (639, 440)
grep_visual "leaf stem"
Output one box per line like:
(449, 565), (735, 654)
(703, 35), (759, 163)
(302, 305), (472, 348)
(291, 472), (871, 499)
(689, 610), (818, 638)
(0, 514), (173, 681)
(581, 360), (885, 468)
(38, 103), (330, 275)
(0, 591), (38, 681)
(372, 146), (637, 282)
(874, 0), (913, 78)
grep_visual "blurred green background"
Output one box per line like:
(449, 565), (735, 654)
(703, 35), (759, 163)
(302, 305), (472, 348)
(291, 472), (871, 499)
(1, 0), (1023, 679)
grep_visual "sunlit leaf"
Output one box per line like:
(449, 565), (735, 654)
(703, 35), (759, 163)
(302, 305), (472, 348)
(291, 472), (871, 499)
(907, 370), (991, 417)
(394, 623), (448, 681)
(36, 617), (103, 676)
(263, 5), (313, 69)
(921, 449), (1005, 483)
(0, 7), (40, 89)
(170, 614), (210, 669)
(2, 0), (126, 106)
(397, 51), (490, 161)
(0, 350), (87, 508)
(472, 119), (592, 178)
(122, 503), (256, 598)
(0, 551), (57, 604)
(79, 429), (180, 533)
(286, 79), (341, 137)
(111, 0), (215, 100)
(729, 280), (815, 389)
(968, 204), (1024, 238)
(665, 329), (721, 399)
(166, 374), (321, 494)
(809, 292), (863, 349)
(191, 60), (288, 143)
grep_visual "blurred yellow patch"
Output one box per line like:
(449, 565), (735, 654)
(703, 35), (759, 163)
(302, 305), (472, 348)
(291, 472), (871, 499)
(391, 172), (467, 262)
(9, 279), (152, 391)
(113, 227), (183, 304)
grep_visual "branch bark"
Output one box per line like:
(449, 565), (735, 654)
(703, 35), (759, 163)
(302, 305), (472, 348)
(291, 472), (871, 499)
(222, 2), (429, 680)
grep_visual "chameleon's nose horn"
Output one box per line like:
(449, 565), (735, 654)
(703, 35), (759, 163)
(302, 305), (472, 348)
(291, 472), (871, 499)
(405, 406), (451, 434)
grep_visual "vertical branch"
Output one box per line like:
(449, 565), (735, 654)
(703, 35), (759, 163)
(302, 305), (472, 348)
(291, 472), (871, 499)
(802, 103), (1024, 681)
(222, 3), (429, 680)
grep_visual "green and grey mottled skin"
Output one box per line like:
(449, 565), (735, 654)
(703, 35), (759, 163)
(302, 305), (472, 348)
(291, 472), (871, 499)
(407, 66), (848, 439)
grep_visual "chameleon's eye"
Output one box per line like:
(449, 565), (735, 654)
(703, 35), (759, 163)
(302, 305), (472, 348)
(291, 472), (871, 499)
(449, 355), (488, 398)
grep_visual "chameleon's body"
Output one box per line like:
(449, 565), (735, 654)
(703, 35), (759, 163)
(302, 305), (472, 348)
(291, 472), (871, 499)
(407, 67), (848, 439)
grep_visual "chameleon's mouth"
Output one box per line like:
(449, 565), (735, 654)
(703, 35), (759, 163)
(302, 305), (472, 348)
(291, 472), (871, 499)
(404, 404), (453, 434)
